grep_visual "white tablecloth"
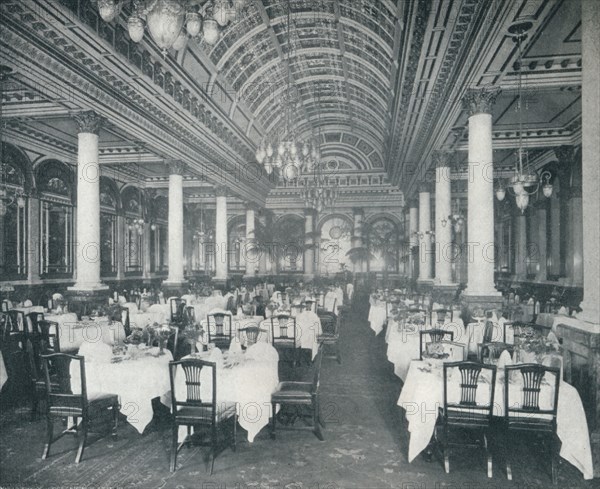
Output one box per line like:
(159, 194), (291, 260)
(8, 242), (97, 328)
(260, 311), (322, 359)
(386, 319), (465, 381)
(0, 350), (7, 391)
(368, 302), (388, 335)
(47, 317), (126, 351)
(165, 347), (279, 442)
(397, 360), (593, 480)
(72, 345), (173, 433)
(129, 311), (168, 329)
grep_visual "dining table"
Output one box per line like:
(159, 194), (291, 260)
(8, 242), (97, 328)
(71, 341), (173, 433)
(46, 315), (126, 352)
(368, 299), (389, 335)
(386, 317), (466, 382)
(397, 358), (593, 480)
(163, 343), (280, 443)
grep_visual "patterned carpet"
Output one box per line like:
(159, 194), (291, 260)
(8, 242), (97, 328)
(0, 294), (596, 488)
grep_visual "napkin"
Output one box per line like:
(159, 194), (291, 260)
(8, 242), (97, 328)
(23, 299), (33, 307)
(527, 298), (534, 305)
(497, 350), (513, 370)
(558, 306), (568, 315)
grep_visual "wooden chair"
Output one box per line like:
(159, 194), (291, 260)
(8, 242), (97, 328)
(21, 339), (57, 420)
(270, 345), (324, 441)
(5, 310), (26, 348)
(40, 353), (119, 464)
(304, 299), (317, 313)
(168, 359), (236, 474)
(170, 298), (186, 324)
(269, 314), (298, 367)
(504, 364), (561, 484)
(206, 313), (233, 350)
(37, 320), (61, 354)
(419, 329), (455, 360)
(317, 312), (341, 364)
(238, 326), (265, 348)
(436, 361), (497, 477)
(184, 306), (197, 327)
(478, 320), (514, 363)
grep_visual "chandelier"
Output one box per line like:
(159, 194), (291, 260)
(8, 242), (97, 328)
(97, 0), (245, 53)
(254, 0), (316, 182)
(301, 160), (339, 213)
(495, 20), (552, 213)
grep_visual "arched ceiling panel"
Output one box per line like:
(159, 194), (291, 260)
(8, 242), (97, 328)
(192, 0), (399, 172)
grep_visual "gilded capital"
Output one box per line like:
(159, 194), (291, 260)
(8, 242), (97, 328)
(462, 87), (501, 116)
(214, 185), (228, 198)
(166, 159), (186, 175)
(418, 182), (432, 194)
(74, 110), (103, 135)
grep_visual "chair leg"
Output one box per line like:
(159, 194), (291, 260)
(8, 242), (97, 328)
(270, 402), (276, 439)
(112, 402), (118, 437)
(313, 401), (324, 441)
(336, 342), (341, 364)
(75, 418), (88, 464)
(31, 394), (39, 421)
(232, 413), (237, 452)
(42, 416), (54, 460)
(484, 432), (492, 478)
(170, 423), (178, 472)
(443, 426), (450, 474)
(551, 434), (559, 485)
(210, 426), (217, 475)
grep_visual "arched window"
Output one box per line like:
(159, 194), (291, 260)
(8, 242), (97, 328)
(100, 177), (119, 276)
(366, 217), (400, 273)
(275, 215), (305, 273)
(0, 143), (29, 278)
(319, 216), (353, 276)
(228, 217), (246, 273)
(121, 186), (145, 274)
(150, 195), (168, 273)
(37, 160), (74, 277)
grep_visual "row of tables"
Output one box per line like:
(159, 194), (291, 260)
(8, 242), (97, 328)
(367, 298), (594, 481)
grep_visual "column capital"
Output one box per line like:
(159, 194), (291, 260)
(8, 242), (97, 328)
(352, 207), (364, 216)
(408, 197), (419, 209)
(214, 185), (228, 197)
(244, 201), (260, 212)
(462, 87), (501, 116)
(304, 207), (316, 218)
(418, 182), (432, 194)
(74, 110), (103, 135)
(166, 159), (186, 175)
(553, 145), (576, 165)
(433, 150), (452, 168)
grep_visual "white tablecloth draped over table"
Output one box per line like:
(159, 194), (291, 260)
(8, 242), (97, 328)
(163, 344), (279, 443)
(44, 315), (125, 352)
(386, 318), (465, 381)
(368, 301), (388, 335)
(260, 311), (322, 359)
(397, 359), (593, 480)
(0, 350), (8, 391)
(72, 342), (173, 433)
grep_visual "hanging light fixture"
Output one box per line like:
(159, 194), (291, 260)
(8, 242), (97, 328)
(255, 0), (315, 182)
(97, 1), (246, 55)
(495, 20), (553, 213)
(441, 198), (465, 233)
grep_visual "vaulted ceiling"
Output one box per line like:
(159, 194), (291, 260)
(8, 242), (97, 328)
(0, 0), (583, 206)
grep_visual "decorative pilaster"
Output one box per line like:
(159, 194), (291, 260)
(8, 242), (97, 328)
(163, 160), (187, 288)
(461, 88), (502, 306)
(68, 110), (108, 293)
(433, 151), (454, 289)
(214, 185), (228, 285)
(535, 201), (548, 282)
(26, 191), (40, 282)
(409, 200), (419, 282)
(352, 208), (364, 273)
(417, 183), (434, 285)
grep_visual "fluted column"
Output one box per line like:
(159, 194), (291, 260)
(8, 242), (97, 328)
(27, 191), (41, 282)
(417, 184), (433, 284)
(462, 88), (501, 298)
(535, 202), (548, 282)
(514, 211), (527, 281)
(434, 151), (453, 286)
(69, 111), (107, 292)
(164, 160), (186, 286)
(409, 200), (419, 282)
(304, 208), (315, 279)
(214, 186), (228, 284)
(243, 203), (257, 278)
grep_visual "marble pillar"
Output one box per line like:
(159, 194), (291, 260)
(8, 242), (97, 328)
(433, 151), (454, 288)
(214, 186), (228, 285)
(417, 185), (433, 284)
(304, 208), (315, 280)
(163, 160), (186, 287)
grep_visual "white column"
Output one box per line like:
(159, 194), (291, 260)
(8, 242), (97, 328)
(214, 186), (228, 283)
(514, 212), (527, 281)
(304, 209), (315, 279)
(462, 88), (501, 298)
(418, 186), (433, 283)
(535, 203), (548, 282)
(164, 160), (186, 285)
(434, 151), (453, 286)
(244, 204), (256, 278)
(69, 111), (107, 291)
(579, 0), (600, 327)
(409, 201), (418, 281)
